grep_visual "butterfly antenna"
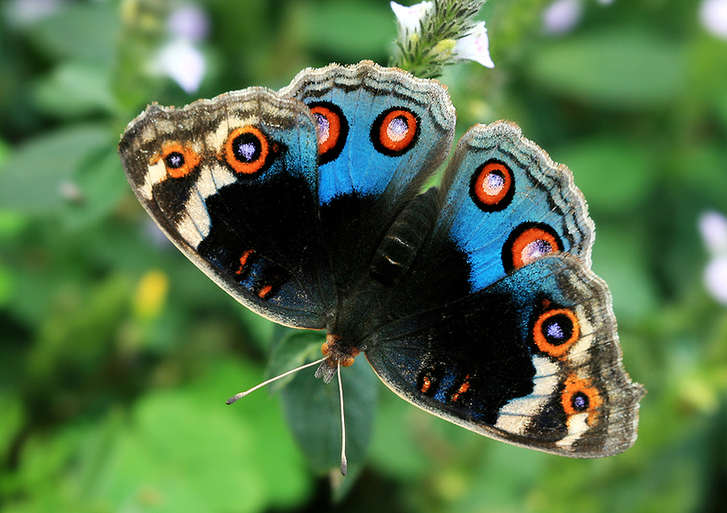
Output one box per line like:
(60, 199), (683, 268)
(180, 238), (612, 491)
(337, 361), (348, 476)
(225, 356), (328, 405)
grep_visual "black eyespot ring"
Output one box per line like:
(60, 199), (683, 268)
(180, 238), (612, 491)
(370, 107), (420, 156)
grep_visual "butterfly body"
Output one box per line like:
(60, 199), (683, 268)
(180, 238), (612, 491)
(119, 61), (643, 458)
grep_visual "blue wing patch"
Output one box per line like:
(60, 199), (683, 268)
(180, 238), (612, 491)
(435, 121), (595, 292)
(280, 60), (455, 206)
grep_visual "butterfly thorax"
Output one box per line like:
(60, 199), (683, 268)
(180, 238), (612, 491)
(317, 188), (443, 382)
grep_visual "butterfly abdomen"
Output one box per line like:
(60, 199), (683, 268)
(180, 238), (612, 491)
(370, 187), (439, 286)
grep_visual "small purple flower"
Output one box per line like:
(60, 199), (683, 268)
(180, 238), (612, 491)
(168, 4), (209, 42)
(154, 4), (210, 94)
(543, 0), (583, 35)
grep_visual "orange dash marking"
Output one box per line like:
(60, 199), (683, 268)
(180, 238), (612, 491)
(420, 376), (432, 394)
(257, 285), (273, 299)
(235, 249), (255, 276)
(451, 375), (471, 402)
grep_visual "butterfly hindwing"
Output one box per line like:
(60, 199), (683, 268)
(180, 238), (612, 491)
(119, 89), (334, 328)
(366, 255), (643, 457)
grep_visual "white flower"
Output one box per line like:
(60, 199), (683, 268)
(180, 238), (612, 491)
(700, 0), (727, 39)
(390, 1), (433, 34)
(168, 4), (209, 42)
(454, 21), (495, 68)
(699, 211), (727, 305)
(155, 38), (206, 93)
(699, 211), (727, 254)
(705, 256), (727, 305)
(543, 0), (583, 35)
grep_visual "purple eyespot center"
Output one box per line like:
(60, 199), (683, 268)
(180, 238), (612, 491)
(315, 113), (330, 143)
(483, 170), (505, 196)
(546, 321), (564, 340)
(572, 392), (588, 411)
(165, 152), (184, 168)
(232, 133), (261, 163)
(522, 239), (552, 264)
(387, 116), (409, 142)
(541, 313), (574, 345)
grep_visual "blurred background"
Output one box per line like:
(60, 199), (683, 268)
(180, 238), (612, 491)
(2, 0), (727, 511)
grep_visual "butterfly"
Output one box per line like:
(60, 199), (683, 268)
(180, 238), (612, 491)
(119, 60), (644, 472)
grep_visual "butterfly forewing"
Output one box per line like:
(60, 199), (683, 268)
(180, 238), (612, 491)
(279, 61), (456, 293)
(119, 89), (334, 328)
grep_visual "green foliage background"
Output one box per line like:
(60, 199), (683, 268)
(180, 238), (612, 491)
(2, 0), (727, 511)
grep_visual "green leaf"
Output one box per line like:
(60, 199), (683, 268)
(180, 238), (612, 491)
(0, 262), (12, 308)
(527, 29), (685, 109)
(0, 390), (23, 459)
(61, 148), (129, 229)
(33, 62), (117, 118)
(12, 360), (311, 513)
(553, 137), (655, 212)
(591, 226), (658, 322)
(0, 125), (111, 214)
(0, 139), (9, 167)
(281, 354), (378, 493)
(293, 0), (391, 60)
(266, 330), (324, 391)
(26, 2), (118, 63)
(368, 392), (431, 480)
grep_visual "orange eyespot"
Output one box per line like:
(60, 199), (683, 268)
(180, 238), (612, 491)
(309, 101), (348, 165)
(371, 107), (419, 155)
(153, 142), (200, 179)
(470, 160), (514, 212)
(561, 374), (603, 425)
(532, 308), (580, 357)
(502, 222), (563, 273)
(223, 126), (270, 175)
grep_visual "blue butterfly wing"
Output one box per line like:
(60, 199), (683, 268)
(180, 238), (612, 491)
(119, 89), (334, 328)
(280, 61), (455, 292)
(281, 61), (455, 207)
(437, 121), (594, 292)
